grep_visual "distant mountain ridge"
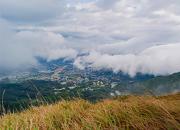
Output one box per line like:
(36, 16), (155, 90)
(132, 72), (180, 95)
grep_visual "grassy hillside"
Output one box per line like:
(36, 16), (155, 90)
(0, 93), (180, 130)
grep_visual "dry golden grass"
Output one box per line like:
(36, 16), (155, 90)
(0, 93), (180, 130)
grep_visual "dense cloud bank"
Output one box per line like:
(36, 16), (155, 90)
(0, 0), (180, 76)
(74, 44), (180, 77)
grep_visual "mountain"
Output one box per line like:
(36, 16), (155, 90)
(130, 72), (180, 95)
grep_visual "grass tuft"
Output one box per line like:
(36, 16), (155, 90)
(0, 93), (180, 130)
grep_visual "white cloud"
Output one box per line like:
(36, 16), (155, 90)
(1, 0), (180, 76)
(0, 19), (77, 69)
(75, 44), (180, 77)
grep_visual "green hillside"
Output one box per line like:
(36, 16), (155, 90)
(132, 72), (180, 95)
(1, 72), (180, 114)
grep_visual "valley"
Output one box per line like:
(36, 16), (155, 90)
(0, 59), (180, 113)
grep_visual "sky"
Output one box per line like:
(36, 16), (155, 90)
(1, 0), (180, 76)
